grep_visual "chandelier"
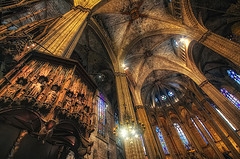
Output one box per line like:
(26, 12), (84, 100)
(113, 105), (145, 142)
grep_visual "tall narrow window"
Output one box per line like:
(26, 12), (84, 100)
(98, 94), (106, 136)
(173, 123), (191, 150)
(156, 126), (169, 154)
(211, 105), (237, 131)
(220, 88), (240, 109)
(140, 136), (147, 156)
(196, 116), (214, 140)
(227, 69), (240, 85)
(191, 118), (208, 144)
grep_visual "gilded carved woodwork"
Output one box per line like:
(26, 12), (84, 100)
(0, 51), (97, 158)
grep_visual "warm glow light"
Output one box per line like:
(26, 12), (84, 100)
(174, 98), (179, 102)
(114, 123), (145, 142)
(122, 63), (129, 70)
(180, 38), (189, 46)
(113, 113), (145, 143)
(31, 43), (36, 47)
(120, 128), (128, 138)
(131, 129), (136, 135)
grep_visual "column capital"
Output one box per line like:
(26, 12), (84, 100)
(115, 72), (126, 77)
(198, 30), (212, 43)
(199, 79), (209, 88)
(200, 98), (208, 104)
(73, 5), (91, 12)
(134, 105), (145, 110)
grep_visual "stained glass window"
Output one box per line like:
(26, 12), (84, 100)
(220, 88), (240, 109)
(191, 118), (208, 144)
(227, 69), (240, 85)
(173, 123), (191, 150)
(168, 91), (174, 97)
(98, 94), (106, 136)
(8, 25), (18, 30)
(156, 126), (169, 154)
(161, 95), (167, 100)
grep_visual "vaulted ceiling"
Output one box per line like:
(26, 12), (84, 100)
(1, 0), (239, 111)
(79, 0), (239, 110)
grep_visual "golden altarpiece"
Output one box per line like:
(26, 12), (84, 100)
(0, 0), (100, 158)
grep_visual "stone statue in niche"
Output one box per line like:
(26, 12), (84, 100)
(28, 76), (47, 98)
(0, 77), (27, 105)
(15, 87), (26, 99)
(82, 111), (89, 126)
(63, 90), (74, 110)
(74, 93), (85, 112)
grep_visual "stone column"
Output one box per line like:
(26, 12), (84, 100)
(197, 80), (240, 127)
(115, 72), (145, 159)
(190, 84), (240, 157)
(187, 66), (240, 128)
(197, 111), (240, 158)
(199, 99), (240, 148)
(35, 0), (101, 58)
(135, 105), (162, 159)
(192, 117), (225, 159)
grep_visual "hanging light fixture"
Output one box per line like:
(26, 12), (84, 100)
(113, 105), (145, 143)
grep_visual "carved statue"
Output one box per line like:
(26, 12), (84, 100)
(1, 77), (27, 100)
(28, 76), (47, 98)
(44, 84), (60, 105)
(74, 93), (85, 112)
(63, 90), (74, 110)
